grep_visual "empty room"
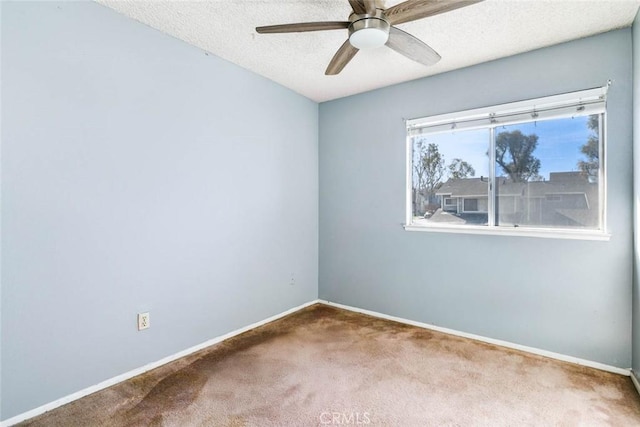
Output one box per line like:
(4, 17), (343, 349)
(3, 0), (640, 425)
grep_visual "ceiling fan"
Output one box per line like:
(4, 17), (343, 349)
(256, 0), (483, 75)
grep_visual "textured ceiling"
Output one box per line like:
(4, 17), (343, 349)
(96, 0), (640, 102)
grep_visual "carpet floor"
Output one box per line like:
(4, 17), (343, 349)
(18, 304), (640, 426)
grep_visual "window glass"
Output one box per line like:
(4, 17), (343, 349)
(411, 128), (489, 226)
(494, 115), (600, 229)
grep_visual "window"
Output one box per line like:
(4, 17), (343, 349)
(405, 87), (608, 239)
(463, 199), (479, 212)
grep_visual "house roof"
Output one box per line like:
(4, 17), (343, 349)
(436, 172), (597, 199)
(436, 178), (489, 197)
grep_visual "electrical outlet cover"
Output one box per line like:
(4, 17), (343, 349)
(138, 312), (150, 331)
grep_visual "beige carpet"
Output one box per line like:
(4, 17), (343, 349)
(19, 304), (640, 426)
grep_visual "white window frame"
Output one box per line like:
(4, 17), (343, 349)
(404, 87), (610, 241)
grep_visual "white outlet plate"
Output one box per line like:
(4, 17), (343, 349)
(138, 312), (150, 331)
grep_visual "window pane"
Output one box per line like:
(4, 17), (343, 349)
(463, 198), (479, 212)
(494, 115), (600, 229)
(411, 128), (490, 226)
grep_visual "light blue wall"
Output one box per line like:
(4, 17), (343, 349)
(632, 9), (640, 382)
(319, 29), (633, 368)
(0, 2), (3, 420)
(1, 2), (318, 420)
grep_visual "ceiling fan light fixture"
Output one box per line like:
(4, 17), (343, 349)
(348, 16), (390, 50)
(349, 27), (389, 49)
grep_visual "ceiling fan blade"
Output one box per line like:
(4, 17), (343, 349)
(348, 0), (367, 14)
(325, 39), (359, 75)
(386, 26), (441, 66)
(364, 0), (377, 14)
(256, 21), (350, 34)
(386, 0), (484, 26)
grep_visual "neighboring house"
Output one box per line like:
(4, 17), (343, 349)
(436, 178), (490, 214)
(435, 172), (599, 228)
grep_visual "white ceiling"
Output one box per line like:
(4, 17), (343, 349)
(96, 0), (640, 102)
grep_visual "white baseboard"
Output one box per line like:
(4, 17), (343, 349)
(320, 300), (631, 377)
(631, 370), (640, 396)
(0, 299), (321, 427)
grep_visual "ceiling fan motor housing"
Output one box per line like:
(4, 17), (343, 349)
(348, 10), (390, 50)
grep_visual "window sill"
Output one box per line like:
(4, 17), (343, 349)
(403, 224), (611, 241)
